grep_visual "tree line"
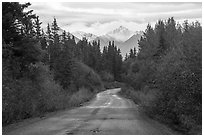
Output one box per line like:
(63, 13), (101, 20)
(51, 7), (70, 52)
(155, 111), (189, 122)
(42, 18), (123, 86)
(121, 17), (202, 134)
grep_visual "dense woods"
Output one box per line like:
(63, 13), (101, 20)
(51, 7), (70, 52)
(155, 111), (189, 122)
(121, 17), (202, 134)
(2, 2), (202, 135)
(2, 2), (123, 126)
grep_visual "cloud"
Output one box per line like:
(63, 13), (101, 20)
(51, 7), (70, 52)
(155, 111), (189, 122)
(28, 2), (202, 35)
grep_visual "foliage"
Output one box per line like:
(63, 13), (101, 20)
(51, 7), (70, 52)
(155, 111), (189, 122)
(71, 62), (103, 91)
(121, 18), (202, 134)
(2, 63), (67, 125)
(101, 41), (123, 80)
(2, 2), (105, 126)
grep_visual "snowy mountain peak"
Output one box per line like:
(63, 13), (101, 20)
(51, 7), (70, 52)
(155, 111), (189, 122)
(108, 26), (129, 35)
(72, 31), (98, 41)
(106, 26), (134, 42)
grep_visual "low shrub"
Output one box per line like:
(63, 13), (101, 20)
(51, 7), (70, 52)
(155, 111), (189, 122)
(68, 87), (94, 107)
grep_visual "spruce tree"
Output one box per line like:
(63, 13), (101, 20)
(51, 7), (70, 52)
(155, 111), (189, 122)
(51, 17), (59, 39)
(133, 47), (137, 57)
(34, 16), (42, 39)
(129, 49), (134, 58)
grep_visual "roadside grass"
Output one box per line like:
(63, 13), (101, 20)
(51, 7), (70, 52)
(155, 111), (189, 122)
(119, 85), (159, 108)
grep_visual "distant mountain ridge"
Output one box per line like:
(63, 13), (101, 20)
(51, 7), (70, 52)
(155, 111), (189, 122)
(69, 26), (143, 57)
(118, 34), (142, 57)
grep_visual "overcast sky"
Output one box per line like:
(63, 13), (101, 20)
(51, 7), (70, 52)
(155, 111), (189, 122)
(28, 2), (202, 35)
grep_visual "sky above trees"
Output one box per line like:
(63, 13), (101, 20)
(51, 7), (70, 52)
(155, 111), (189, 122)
(28, 2), (202, 35)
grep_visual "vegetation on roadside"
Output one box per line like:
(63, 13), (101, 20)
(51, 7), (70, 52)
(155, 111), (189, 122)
(120, 18), (202, 134)
(2, 2), (104, 126)
(2, 2), (124, 126)
(3, 59), (102, 126)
